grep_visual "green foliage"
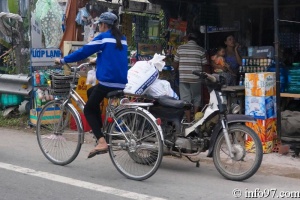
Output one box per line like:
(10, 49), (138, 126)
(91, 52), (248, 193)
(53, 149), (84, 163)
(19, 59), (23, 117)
(8, 0), (19, 14)
(0, 112), (28, 128)
(2, 51), (17, 74)
(0, 39), (11, 49)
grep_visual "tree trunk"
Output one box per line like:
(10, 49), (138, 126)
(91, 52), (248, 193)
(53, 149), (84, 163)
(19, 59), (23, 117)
(15, 24), (26, 74)
(14, 3), (27, 74)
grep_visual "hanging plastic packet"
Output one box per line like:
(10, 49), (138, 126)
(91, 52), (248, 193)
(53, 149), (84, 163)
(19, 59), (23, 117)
(86, 68), (96, 86)
(34, 0), (63, 48)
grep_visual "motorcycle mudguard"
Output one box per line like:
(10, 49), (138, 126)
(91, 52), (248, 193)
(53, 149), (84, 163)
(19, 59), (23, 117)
(207, 114), (256, 157)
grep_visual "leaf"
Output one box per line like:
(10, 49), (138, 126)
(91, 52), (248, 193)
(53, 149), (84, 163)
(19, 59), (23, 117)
(8, 0), (19, 14)
(0, 38), (11, 49)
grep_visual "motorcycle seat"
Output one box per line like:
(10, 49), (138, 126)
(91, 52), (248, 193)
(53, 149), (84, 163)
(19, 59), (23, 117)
(156, 96), (192, 109)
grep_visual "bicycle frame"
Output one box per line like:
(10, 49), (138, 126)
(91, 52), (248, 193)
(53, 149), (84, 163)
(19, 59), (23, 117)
(53, 63), (164, 146)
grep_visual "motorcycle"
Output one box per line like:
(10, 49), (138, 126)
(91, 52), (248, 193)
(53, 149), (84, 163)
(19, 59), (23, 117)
(147, 71), (263, 181)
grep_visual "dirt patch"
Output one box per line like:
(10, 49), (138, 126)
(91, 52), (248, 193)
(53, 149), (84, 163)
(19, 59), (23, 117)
(166, 152), (300, 179)
(258, 165), (300, 179)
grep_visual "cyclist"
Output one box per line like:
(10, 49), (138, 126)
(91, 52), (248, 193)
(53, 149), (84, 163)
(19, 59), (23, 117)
(55, 12), (128, 158)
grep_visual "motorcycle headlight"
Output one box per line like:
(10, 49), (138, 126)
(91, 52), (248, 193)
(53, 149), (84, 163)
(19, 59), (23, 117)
(230, 103), (241, 114)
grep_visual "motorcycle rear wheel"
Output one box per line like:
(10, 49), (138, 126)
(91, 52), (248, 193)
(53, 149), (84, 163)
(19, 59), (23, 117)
(213, 124), (263, 181)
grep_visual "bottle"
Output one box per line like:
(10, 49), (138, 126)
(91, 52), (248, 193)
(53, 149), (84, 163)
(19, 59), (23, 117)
(239, 75), (244, 86)
(40, 71), (45, 85)
(35, 71), (41, 86)
(242, 58), (246, 66)
(33, 71), (37, 86)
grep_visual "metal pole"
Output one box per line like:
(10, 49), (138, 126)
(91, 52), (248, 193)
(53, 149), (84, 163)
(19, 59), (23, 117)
(274, 0), (281, 139)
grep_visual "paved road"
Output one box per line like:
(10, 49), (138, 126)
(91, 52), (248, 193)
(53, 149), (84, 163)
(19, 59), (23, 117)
(0, 128), (299, 200)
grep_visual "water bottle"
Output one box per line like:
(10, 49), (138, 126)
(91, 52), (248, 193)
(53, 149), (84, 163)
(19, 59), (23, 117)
(33, 71), (37, 86)
(239, 75), (244, 86)
(35, 71), (41, 86)
(40, 71), (45, 85)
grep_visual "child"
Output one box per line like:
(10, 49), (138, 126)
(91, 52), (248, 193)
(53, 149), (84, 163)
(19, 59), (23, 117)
(210, 46), (236, 85)
(211, 46), (232, 73)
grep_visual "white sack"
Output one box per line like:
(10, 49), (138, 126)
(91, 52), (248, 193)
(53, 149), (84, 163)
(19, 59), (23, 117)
(145, 79), (179, 100)
(124, 61), (159, 95)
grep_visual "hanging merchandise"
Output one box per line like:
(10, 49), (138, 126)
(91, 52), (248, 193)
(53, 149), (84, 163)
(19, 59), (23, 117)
(134, 15), (149, 42)
(75, 7), (91, 26)
(121, 14), (133, 46)
(34, 0), (63, 48)
(167, 18), (187, 56)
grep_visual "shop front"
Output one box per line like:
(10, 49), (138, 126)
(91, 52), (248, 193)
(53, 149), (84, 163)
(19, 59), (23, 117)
(27, 0), (300, 155)
(150, 0), (300, 155)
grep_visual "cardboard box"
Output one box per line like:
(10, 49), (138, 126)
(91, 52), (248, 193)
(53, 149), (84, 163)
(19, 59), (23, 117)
(245, 96), (276, 119)
(245, 140), (274, 154)
(30, 107), (62, 125)
(245, 118), (277, 154)
(245, 72), (276, 96)
(246, 118), (277, 142)
(71, 77), (93, 111)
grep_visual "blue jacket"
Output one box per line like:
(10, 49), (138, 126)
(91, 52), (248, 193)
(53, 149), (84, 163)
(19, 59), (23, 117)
(61, 30), (128, 88)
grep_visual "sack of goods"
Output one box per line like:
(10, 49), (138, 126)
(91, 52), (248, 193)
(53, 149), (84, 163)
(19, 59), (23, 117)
(124, 54), (165, 95)
(145, 79), (179, 100)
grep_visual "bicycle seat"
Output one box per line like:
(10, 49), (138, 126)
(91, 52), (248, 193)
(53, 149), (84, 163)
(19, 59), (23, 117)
(156, 96), (191, 109)
(106, 90), (124, 98)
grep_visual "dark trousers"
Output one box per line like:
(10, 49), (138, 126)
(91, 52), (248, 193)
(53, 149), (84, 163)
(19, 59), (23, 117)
(84, 84), (122, 139)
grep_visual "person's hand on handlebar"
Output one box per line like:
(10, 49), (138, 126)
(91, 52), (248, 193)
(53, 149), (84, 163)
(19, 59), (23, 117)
(54, 58), (61, 65)
(89, 57), (97, 65)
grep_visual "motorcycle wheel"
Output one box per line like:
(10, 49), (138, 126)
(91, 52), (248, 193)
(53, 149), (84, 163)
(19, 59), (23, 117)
(213, 124), (263, 181)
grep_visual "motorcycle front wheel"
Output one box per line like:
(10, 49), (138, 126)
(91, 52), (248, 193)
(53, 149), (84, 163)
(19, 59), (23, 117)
(213, 124), (263, 181)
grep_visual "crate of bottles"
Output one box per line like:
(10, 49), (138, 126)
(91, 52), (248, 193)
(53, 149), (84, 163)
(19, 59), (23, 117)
(0, 93), (24, 108)
(240, 58), (273, 73)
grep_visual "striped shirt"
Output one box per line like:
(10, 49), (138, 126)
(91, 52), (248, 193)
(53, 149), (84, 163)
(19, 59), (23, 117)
(174, 40), (207, 83)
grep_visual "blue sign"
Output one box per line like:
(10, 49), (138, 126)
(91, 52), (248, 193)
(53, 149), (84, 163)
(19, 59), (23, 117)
(206, 21), (240, 33)
(31, 48), (61, 66)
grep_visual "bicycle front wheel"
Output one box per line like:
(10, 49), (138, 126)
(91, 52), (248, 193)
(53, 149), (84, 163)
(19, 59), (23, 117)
(108, 107), (163, 181)
(36, 100), (82, 165)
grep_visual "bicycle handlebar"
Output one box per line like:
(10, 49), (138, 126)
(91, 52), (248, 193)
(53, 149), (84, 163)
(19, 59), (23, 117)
(65, 62), (90, 71)
(192, 71), (217, 83)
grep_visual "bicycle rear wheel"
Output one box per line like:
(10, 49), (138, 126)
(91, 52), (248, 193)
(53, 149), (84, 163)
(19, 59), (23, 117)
(108, 107), (163, 181)
(36, 100), (82, 165)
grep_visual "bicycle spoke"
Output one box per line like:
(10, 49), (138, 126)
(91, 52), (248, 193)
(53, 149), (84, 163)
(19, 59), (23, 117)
(108, 108), (163, 181)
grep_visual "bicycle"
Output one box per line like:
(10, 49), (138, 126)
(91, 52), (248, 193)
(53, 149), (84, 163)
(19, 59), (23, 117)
(36, 63), (164, 181)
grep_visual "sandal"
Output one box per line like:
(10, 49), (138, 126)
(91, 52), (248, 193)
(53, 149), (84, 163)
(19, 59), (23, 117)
(87, 148), (108, 159)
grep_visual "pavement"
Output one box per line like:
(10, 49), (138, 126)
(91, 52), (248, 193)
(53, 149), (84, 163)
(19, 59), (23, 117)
(3, 126), (300, 180)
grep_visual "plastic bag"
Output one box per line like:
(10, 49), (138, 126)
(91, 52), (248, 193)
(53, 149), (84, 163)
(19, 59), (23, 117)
(124, 61), (159, 95)
(145, 79), (179, 100)
(86, 69), (96, 86)
(76, 7), (91, 26)
(34, 0), (63, 48)
(148, 53), (166, 71)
